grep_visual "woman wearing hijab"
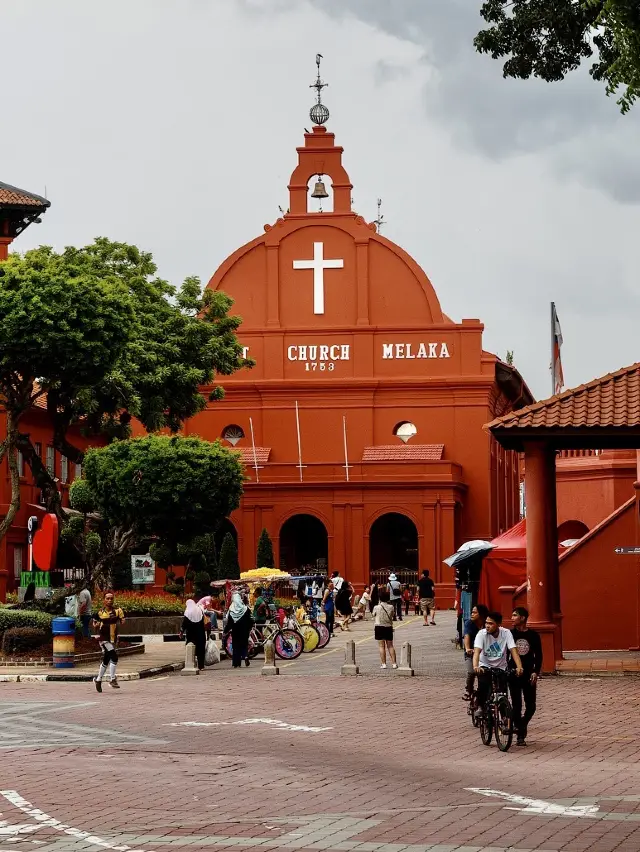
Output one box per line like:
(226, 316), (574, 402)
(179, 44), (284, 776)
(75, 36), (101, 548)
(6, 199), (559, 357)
(223, 592), (253, 668)
(181, 599), (206, 670)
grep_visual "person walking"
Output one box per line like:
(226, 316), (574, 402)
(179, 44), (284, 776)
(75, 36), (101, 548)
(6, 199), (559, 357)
(373, 589), (397, 669)
(463, 604), (488, 699)
(181, 599), (206, 671)
(509, 607), (543, 746)
(369, 582), (379, 613)
(418, 569), (436, 626)
(224, 592), (254, 668)
(335, 580), (353, 631)
(387, 573), (403, 621)
(93, 592), (125, 692)
(78, 585), (92, 639)
(322, 581), (335, 634)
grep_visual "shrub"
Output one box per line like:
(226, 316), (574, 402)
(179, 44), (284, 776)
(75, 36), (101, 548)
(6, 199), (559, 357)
(218, 532), (240, 580)
(0, 609), (53, 641)
(2, 626), (48, 655)
(113, 591), (185, 616)
(256, 528), (275, 569)
(163, 583), (183, 597)
(194, 571), (211, 600)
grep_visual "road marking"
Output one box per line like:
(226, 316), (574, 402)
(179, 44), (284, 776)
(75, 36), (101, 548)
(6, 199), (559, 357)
(0, 702), (165, 750)
(165, 718), (332, 732)
(0, 790), (154, 851)
(468, 787), (601, 817)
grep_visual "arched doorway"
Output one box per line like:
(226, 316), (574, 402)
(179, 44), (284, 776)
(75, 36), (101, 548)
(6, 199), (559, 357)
(279, 514), (328, 575)
(369, 512), (418, 586)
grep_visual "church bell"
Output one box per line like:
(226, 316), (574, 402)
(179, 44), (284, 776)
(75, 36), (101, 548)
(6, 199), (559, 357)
(311, 176), (329, 199)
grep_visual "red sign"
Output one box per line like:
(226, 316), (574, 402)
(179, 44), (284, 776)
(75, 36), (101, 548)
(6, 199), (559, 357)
(32, 514), (59, 571)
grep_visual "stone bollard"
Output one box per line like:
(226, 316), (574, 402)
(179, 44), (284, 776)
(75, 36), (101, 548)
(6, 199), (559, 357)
(261, 639), (280, 675)
(341, 639), (359, 676)
(181, 642), (199, 676)
(397, 641), (415, 677)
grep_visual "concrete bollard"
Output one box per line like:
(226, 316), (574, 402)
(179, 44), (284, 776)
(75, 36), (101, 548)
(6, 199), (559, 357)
(181, 642), (199, 676)
(341, 639), (359, 676)
(397, 641), (415, 677)
(261, 639), (280, 675)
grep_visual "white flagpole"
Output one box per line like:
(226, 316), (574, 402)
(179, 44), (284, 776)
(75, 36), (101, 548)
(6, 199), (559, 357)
(249, 416), (260, 483)
(295, 400), (304, 482)
(342, 415), (350, 482)
(551, 301), (555, 397)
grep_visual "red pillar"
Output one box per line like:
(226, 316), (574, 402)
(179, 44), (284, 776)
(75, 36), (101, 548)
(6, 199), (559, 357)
(0, 237), (11, 261)
(525, 442), (559, 672)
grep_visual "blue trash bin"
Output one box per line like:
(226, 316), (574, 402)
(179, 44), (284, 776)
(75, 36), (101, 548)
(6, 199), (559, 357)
(52, 616), (76, 668)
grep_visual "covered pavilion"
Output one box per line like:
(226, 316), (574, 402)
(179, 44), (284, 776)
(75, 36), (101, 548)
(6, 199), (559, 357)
(486, 363), (640, 672)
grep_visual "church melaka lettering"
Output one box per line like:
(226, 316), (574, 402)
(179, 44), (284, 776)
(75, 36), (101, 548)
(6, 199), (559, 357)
(174, 57), (529, 597)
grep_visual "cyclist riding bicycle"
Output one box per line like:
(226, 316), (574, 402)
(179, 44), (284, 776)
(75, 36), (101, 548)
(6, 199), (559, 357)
(473, 611), (523, 721)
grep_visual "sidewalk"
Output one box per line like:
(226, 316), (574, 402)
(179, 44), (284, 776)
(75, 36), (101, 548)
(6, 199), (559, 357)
(0, 639), (185, 682)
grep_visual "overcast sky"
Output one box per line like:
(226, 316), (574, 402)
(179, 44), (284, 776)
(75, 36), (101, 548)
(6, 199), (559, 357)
(3, 0), (639, 401)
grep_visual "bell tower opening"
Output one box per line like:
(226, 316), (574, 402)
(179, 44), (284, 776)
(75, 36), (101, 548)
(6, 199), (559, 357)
(307, 174), (333, 213)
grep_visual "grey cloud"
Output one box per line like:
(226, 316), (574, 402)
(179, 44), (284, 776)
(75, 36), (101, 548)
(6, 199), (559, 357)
(309, 0), (640, 203)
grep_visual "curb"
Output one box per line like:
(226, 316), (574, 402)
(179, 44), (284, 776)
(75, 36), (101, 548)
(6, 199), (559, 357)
(0, 661), (184, 683)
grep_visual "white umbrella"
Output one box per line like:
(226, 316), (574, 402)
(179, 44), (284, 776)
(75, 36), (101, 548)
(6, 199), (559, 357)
(443, 540), (494, 568)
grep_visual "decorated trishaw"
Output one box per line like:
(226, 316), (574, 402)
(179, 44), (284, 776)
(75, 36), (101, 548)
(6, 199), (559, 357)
(211, 570), (306, 660)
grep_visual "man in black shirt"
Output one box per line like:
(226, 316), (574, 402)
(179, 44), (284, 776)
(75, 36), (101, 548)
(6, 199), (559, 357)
(509, 606), (543, 747)
(417, 570), (436, 626)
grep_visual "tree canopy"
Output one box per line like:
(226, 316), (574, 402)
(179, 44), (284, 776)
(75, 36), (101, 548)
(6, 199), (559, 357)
(256, 528), (275, 569)
(218, 532), (241, 580)
(64, 435), (244, 585)
(0, 237), (251, 537)
(475, 0), (640, 113)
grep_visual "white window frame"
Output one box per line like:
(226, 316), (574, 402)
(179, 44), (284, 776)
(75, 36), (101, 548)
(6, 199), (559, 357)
(17, 450), (24, 478)
(60, 455), (68, 484)
(46, 446), (55, 476)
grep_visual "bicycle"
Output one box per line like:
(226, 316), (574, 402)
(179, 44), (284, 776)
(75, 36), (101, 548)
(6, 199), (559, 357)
(224, 620), (304, 661)
(477, 667), (513, 752)
(467, 689), (480, 728)
(291, 612), (331, 652)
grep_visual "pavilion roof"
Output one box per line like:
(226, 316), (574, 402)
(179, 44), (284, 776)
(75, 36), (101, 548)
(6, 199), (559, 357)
(486, 363), (640, 451)
(234, 446), (271, 464)
(0, 180), (50, 210)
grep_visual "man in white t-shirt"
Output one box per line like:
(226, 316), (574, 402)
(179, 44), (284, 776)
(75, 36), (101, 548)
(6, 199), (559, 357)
(331, 571), (344, 592)
(473, 611), (523, 718)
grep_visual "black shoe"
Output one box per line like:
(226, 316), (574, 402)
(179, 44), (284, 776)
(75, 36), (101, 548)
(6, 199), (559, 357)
(245, 658), (250, 667)
(516, 736), (527, 747)
(94, 679), (102, 693)
(109, 679), (120, 689)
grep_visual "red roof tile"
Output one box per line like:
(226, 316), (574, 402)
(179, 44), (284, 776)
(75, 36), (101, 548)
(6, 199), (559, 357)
(0, 180), (50, 208)
(234, 447), (271, 464)
(487, 363), (640, 431)
(362, 444), (444, 461)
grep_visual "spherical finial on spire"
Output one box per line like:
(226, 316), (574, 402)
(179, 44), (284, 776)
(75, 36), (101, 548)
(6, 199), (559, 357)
(309, 53), (329, 125)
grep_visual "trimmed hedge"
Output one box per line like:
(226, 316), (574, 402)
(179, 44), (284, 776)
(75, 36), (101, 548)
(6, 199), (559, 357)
(2, 627), (47, 655)
(0, 609), (53, 638)
(113, 592), (185, 617)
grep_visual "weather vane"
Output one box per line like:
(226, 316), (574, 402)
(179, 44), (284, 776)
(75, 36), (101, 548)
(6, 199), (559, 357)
(309, 53), (329, 126)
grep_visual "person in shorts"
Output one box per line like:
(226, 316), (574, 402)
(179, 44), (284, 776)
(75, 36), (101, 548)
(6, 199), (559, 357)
(418, 569), (436, 626)
(93, 591), (125, 692)
(373, 588), (397, 669)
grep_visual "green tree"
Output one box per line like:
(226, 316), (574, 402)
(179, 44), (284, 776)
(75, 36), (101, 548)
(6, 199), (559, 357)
(506, 350), (514, 365)
(62, 435), (244, 586)
(0, 237), (251, 543)
(256, 528), (275, 569)
(218, 532), (240, 580)
(475, 0), (640, 113)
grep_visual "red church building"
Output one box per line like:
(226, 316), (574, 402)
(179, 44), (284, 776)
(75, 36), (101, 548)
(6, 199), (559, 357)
(184, 93), (532, 596)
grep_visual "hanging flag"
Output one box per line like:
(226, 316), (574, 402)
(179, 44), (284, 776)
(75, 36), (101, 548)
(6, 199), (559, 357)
(551, 302), (564, 396)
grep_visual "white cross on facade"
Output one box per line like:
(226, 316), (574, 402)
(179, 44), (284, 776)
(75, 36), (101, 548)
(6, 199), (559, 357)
(292, 242), (344, 315)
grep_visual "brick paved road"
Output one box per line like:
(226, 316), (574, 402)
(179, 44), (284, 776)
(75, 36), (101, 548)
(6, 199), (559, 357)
(1, 624), (640, 852)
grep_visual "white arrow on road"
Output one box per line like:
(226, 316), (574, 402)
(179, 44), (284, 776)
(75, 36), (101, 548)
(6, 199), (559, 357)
(467, 787), (600, 817)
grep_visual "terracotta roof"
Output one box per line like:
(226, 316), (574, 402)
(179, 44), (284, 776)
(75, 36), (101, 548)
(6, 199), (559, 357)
(487, 363), (640, 432)
(0, 180), (50, 209)
(234, 446), (271, 464)
(362, 444), (444, 462)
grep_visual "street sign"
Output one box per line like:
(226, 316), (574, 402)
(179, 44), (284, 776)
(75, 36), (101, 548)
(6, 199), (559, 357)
(614, 547), (640, 555)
